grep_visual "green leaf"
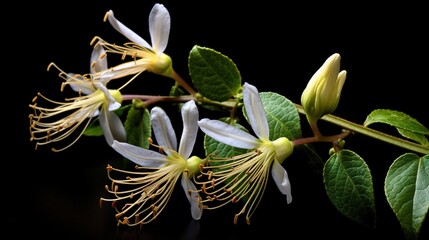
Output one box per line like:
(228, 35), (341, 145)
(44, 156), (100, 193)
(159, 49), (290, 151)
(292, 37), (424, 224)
(124, 105), (151, 149)
(259, 92), (302, 140)
(243, 91), (311, 172)
(189, 45), (241, 101)
(385, 153), (429, 240)
(83, 118), (103, 136)
(364, 109), (429, 135)
(398, 128), (429, 146)
(323, 149), (376, 227)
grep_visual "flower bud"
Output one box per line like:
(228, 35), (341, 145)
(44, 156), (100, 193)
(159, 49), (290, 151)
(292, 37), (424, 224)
(301, 53), (347, 123)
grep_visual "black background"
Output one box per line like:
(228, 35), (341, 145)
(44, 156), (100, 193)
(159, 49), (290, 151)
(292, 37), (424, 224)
(7, 1), (429, 239)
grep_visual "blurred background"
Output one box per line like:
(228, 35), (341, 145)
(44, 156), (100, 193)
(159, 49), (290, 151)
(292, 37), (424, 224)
(7, 0), (428, 239)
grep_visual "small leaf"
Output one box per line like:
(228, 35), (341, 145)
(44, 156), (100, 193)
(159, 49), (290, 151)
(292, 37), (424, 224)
(323, 149), (376, 227)
(83, 118), (103, 136)
(124, 106), (151, 149)
(385, 153), (429, 240)
(189, 45), (241, 101)
(364, 109), (429, 135)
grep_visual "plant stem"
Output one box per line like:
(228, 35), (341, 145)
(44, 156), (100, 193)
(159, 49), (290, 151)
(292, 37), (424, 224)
(171, 71), (197, 96)
(294, 104), (429, 155)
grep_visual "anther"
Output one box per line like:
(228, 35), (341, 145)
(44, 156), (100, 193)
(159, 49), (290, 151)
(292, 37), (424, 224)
(151, 205), (158, 216)
(234, 214), (239, 224)
(158, 147), (165, 154)
(121, 217), (130, 225)
(90, 37), (99, 46)
(115, 212), (123, 219)
(201, 183), (207, 194)
(103, 11), (109, 22)
(106, 164), (113, 171)
(47, 62), (54, 71)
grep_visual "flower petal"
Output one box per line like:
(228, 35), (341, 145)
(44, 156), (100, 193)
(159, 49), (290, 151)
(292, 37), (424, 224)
(178, 100), (198, 159)
(151, 106), (177, 153)
(181, 174), (203, 220)
(243, 82), (269, 140)
(90, 44), (108, 74)
(198, 118), (259, 149)
(271, 160), (292, 204)
(99, 106), (126, 146)
(101, 59), (150, 80)
(149, 3), (170, 54)
(111, 140), (168, 167)
(67, 74), (95, 95)
(105, 10), (152, 50)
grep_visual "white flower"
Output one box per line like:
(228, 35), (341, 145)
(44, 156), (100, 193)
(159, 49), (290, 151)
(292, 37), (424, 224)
(93, 3), (174, 79)
(29, 45), (126, 151)
(197, 82), (294, 224)
(101, 100), (205, 226)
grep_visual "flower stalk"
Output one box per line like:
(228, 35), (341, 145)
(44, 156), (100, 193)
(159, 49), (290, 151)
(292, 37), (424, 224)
(294, 103), (429, 155)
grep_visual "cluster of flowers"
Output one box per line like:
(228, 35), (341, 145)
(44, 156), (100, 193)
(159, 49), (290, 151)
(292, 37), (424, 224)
(28, 3), (346, 227)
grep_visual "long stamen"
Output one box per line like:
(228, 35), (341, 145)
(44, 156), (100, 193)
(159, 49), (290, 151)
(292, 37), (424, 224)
(195, 145), (276, 224)
(100, 162), (184, 226)
(28, 90), (103, 151)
